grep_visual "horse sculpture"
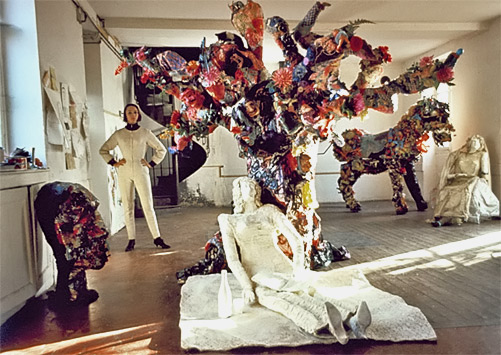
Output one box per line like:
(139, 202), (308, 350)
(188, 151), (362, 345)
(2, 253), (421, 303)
(332, 98), (454, 215)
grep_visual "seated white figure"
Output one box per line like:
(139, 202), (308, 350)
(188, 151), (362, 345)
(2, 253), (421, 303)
(218, 177), (371, 344)
(432, 135), (499, 227)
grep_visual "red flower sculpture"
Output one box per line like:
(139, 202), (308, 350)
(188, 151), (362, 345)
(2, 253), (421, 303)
(170, 110), (181, 126)
(419, 56), (434, 68)
(377, 46), (392, 63)
(272, 67), (293, 92)
(352, 93), (365, 115)
(350, 36), (364, 52)
(436, 66), (454, 82)
(186, 60), (201, 77)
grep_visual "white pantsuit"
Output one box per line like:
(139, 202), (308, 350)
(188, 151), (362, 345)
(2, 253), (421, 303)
(100, 126), (167, 240)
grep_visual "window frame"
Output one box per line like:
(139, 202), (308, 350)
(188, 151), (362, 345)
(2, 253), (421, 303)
(0, 24), (8, 153)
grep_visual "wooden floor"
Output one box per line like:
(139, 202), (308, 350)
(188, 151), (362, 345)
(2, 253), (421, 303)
(1, 201), (500, 354)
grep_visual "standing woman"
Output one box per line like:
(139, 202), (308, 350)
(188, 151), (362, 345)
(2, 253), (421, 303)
(100, 103), (170, 251)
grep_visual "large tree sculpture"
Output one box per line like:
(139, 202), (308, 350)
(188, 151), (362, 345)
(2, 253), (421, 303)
(115, 0), (462, 268)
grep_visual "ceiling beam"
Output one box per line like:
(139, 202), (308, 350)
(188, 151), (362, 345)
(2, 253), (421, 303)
(104, 17), (486, 33)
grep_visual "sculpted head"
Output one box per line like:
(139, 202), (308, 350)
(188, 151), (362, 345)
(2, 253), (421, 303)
(465, 134), (486, 154)
(232, 177), (262, 213)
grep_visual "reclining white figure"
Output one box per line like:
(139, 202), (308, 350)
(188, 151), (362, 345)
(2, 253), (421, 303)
(218, 177), (371, 344)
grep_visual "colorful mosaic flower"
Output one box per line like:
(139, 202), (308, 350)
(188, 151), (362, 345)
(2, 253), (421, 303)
(436, 66), (454, 82)
(377, 46), (392, 63)
(419, 56), (434, 68)
(186, 60), (201, 77)
(272, 67), (293, 92)
(202, 66), (221, 86)
(350, 36), (364, 52)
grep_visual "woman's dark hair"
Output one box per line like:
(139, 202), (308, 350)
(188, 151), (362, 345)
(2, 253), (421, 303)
(123, 103), (142, 122)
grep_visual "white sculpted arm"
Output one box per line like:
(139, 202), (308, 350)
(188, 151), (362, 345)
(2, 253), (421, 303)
(270, 206), (306, 274)
(218, 214), (256, 305)
(479, 152), (489, 181)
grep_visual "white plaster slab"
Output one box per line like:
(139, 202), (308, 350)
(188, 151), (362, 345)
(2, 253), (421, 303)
(180, 272), (436, 351)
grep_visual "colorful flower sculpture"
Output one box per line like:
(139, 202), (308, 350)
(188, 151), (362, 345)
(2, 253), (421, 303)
(115, 0), (462, 268)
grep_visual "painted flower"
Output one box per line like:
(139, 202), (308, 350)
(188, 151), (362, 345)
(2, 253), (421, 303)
(170, 110), (181, 126)
(351, 93), (365, 116)
(272, 67), (293, 92)
(350, 36), (364, 52)
(419, 55), (434, 68)
(202, 66), (221, 86)
(140, 69), (156, 84)
(436, 66), (454, 82)
(166, 85), (180, 99)
(186, 60), (201, 77)
(377, 46), (392, 63)
(134, 48), (147, 62)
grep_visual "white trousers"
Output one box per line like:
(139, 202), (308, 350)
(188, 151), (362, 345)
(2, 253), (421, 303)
(118, 165), (160, 240)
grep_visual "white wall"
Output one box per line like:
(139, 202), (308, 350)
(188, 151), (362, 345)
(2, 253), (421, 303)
(405, 16), (501, 201)
(85, 41), (126, 233)
(186, 126), (246, 206)
(35, 0), (90, 185)
(316, 61), (409, 204)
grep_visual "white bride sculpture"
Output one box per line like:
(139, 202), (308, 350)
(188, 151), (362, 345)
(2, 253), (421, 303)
(218, 177), (371, 344)
(432, 135), (499, 226)
(180, 176), (437, 350)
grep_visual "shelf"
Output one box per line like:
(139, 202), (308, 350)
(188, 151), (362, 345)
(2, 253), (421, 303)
(0, 169), (50, 190)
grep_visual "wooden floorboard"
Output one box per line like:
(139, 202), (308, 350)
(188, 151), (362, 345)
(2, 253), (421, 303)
(318, 201), (501, 331)
(1, 200), (499, 354)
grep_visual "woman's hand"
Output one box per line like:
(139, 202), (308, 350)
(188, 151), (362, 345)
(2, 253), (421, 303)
(141, 158), (152, 168)
(114, 159), (126, 167)
(242, 287), (256, 305)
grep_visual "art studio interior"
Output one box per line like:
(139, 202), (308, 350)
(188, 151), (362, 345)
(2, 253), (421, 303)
(0, 0), (500, 353)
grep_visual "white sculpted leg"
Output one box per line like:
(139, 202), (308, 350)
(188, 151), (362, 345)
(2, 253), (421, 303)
(255, 286), (330, 337)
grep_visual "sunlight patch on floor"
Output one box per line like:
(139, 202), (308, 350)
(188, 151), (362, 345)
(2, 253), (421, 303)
(150, 250), (179, 256)
(3, 322), (161, 354)
(341, 231), (501, 275)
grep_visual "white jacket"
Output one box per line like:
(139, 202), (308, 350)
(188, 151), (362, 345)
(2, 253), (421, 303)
(99, 127), (167, 170)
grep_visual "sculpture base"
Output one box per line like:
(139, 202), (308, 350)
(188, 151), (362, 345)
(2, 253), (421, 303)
(179, 272), (436, 351)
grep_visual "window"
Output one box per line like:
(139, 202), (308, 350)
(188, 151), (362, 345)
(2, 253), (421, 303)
(421, 83), (450, 104)
(421, 52), (451, 104)
(0, 24), (7, 153)
(420, 53), (451, 149)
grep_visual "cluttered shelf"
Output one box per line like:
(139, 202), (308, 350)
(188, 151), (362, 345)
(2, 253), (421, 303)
(0, 168), (49, 190)
(0, 147), (48, 190)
